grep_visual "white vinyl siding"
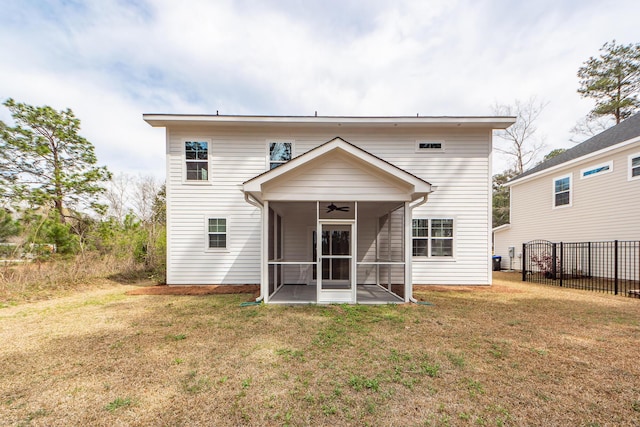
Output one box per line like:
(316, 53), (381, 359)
(165, 126), (494, 285)
(261, 154), (411, 201)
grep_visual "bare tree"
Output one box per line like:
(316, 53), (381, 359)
(104, 172), (132, 223)
(569, 115), (614, 143)
(133, 175), (161, 223)
(492, 97), (548, 174)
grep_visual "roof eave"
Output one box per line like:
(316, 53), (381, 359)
(507, 136), (640, 186)
(143, 114), (516, 129)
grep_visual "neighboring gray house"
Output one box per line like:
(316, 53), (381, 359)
(494, 113), (640, 271)
(144, 114), (515, 304)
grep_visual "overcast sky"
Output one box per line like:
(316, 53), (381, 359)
(1, 0), (639, 178)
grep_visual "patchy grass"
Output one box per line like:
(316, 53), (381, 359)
(0, 253), (157, 305)
(1, 272), (639, 425)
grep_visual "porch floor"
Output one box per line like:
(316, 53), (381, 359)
(268, 284), (404, 304)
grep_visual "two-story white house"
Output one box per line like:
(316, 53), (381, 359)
(144, 114), (515, 304)
(494, 112), (640, 271)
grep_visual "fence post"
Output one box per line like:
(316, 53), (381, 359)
(559, 242), (563, 287)
(522, 243), (526, 281)
(551, 243), (557, 282)
(587, 241), (592, 278)
(614, 240), (619, 295)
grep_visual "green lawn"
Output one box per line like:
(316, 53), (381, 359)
(1, 273), (639, 426)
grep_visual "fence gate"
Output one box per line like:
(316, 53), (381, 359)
(522, 240), (557, 285)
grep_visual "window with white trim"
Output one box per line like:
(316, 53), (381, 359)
(185, 141), (209, 181)
(268, 142), (292, 169)
(412, 218), (454, 257)
(416, 140), (445, 152)
(207, 218), (227, 249)
(553, 174), (571, 208)
(630, 153), (640, 181)
(581, 161), (612, 179)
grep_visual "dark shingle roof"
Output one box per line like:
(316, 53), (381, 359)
(510, 113), (640, 182)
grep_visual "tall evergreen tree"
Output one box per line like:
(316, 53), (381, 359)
(577, 40), (640, 124)
(0, 99), (111, 222)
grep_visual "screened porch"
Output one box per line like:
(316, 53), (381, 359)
(265, 201), (408, 304)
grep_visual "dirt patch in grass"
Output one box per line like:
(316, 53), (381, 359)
(125, 284), (259, 296)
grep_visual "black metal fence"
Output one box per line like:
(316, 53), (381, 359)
(522, 240), (640, 297)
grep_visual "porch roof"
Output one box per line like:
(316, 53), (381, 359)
(243, 137), (433, 203)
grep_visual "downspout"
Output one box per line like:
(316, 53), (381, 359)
(407, 192), (433, 303)
(244, 192), (265, 302)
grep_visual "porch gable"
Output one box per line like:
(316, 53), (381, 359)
(243, 137), (432, 203)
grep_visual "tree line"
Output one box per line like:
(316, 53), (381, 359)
(0, 99), (165, 279)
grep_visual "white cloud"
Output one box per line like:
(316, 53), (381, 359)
(1, 0), (639, 178)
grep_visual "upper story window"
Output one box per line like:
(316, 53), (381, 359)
(185, 141), (209, 181)
(412, 218), (454, 257)
(629, 153), (640, 181)
(581, 161), (612, 179)
(416, 140), (445, 152)
(553, 174), (572, 208)
(269, 142), (292, 169)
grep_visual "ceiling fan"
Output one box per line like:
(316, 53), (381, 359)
(326, 203), (350, 213)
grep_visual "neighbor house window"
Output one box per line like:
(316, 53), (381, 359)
(412, 218), (454, 257)
(553, 174), (572, 208)
(207, 218), (227, 249)
(630, 153), (640, 181)
(185, 141), (209, 181)
(416, 140), (445, 152)
(581, 161), (612, 179)
(269, 142), (292, 169)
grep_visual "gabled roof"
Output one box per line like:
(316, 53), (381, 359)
(243, 137), (433, 202)
(510, 113), (640, 184)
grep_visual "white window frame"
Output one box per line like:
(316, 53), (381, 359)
(205, 217), (228, 251)
(580, 161), (613, 179)
(266, 140), (294, 170)
(552, 173), (572, 209)
(184, 138), (212, 184)
(412, 218), (455, 258)
(415, 140), (445, 153)
(629, 152), (640, 181)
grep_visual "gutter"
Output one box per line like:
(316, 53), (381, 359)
(408, 193), (430, 304)
(244, 192), (265, 302)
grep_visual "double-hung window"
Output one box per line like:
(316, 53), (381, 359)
(412, 218), (454, 257)
(268, 142), (292, 169)
(185, 141), (209, 181)
(207, 218), (227, 249)
(553, 174), (571, 208)
(630, 153), (640, 181)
